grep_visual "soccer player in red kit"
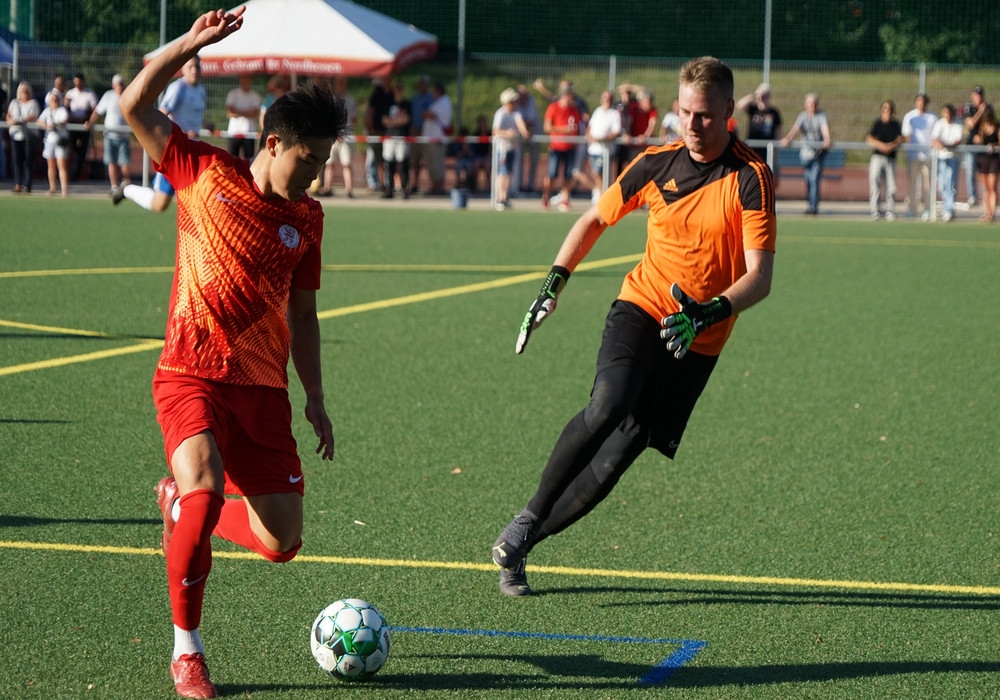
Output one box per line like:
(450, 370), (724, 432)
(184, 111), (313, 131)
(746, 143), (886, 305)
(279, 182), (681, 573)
(118, 8), (348, 697)
(492, 56), (776, 596)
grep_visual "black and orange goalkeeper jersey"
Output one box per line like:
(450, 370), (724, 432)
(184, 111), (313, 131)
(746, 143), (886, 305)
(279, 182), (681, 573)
(597, 135), (776, 356)
(154, 124), (325, 388)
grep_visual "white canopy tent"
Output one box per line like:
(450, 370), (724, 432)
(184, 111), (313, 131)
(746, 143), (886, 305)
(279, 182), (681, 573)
(144, 0), (437, 78)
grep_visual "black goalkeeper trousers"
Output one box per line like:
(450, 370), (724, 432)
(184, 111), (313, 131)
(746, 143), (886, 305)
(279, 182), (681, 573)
(525, 363), (649, 549)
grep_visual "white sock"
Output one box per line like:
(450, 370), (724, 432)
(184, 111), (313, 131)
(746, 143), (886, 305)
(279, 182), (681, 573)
(123, 184), (156, 211)
(173, 626), (204, 659)
(171, 498), (181, 523)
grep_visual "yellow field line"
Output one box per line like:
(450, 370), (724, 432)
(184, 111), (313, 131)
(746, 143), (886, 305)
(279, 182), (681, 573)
(0, 266), (174, 279)
(316, 254), (640, 320)
(780, 235), (1000, 249)
(0, 340), (164, 377)
(2, 539), (997, 597)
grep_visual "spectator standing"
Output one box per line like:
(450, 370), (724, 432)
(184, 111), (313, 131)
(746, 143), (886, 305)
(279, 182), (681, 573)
(659, 98), (682, 143)
(901, 93), (936, 220)
(408, 75), (433, 195)
(64, 73), (98, 180)
(622, 89), (657, 164)
(0, 82), (8, 180)
(586, 89), (622, 202)
(113, 55), (207, 212)
(258, 74), (290, 130)
(540, 83), (582, 211)
(380, 79), (411, 198)
(516, 84), (541, 195)
(961, 86), (988, 206)
(973, 104), (1000, 223)
(38, 91), (70, 196)
(737, 82), (782, 184)
(931, 104), (964, 222)
(86, 74), (132, 193)
(319, 75), (357, 197)
(44, 75), (66, 106)
(420, 81), (453, 195)
(456, 113), (491, 193)
(614, 83), (636, 176)
(781, 93), (831, 215)
(363, 78), (392, 191)
(225, 74), (261, 160)
(535, 79), (592, 207)
(865, 100), (904, 221)
(6, 81), (39, 193)
(492, 88), (529, 210)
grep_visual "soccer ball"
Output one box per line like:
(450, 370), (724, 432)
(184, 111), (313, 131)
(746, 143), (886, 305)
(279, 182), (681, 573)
(310, 598), (391, 680)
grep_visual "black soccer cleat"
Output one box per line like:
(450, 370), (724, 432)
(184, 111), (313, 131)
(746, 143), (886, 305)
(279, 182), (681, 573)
(492, 512), (537, 569)
(499, 557), (533, 596)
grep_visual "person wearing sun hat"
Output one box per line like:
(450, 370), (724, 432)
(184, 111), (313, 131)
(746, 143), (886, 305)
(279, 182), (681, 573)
(491, 87), (529, 210)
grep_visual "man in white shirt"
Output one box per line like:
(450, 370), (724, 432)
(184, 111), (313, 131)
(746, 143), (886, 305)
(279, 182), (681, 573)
(585, 89), (622, 201)
(901, 92), (937, 219)
(225, 74), (261, 160)
(420, 81), (453, 195)
(931, 104), (964, 222)
(64, 73), (98, 181)
(86, 74), (131, 192)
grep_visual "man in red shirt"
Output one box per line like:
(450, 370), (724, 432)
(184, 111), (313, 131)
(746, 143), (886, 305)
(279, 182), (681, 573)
(492, 56), (776, 597)
(119, 8), (348, 697)
(541, 84), (582, 211)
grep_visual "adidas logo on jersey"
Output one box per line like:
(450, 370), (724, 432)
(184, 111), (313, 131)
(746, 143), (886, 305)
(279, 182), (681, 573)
(662, 178), (679, 192)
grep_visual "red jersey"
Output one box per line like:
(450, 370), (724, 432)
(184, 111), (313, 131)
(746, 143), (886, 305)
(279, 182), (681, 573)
(629, 104), (658, 138)
(154, 123), (325, 388)
(545, 100), (582, 152)
(597, 137), (776, 356)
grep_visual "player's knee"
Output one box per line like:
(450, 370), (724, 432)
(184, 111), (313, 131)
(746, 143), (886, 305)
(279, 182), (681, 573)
(584, 379), (630, 433)
(255, 535), (301, 563)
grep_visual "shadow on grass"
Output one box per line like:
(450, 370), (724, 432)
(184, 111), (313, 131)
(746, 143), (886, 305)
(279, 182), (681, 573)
(665, 660), (1000, 688)
(0, 515), (160, 527)
(541, 585), (1000, 611)
(216, 659), (1000, 692)
(0, 418), (73, 424)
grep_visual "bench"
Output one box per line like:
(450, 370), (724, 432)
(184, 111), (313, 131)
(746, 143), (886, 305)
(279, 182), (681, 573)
(775, 148), (846, 181)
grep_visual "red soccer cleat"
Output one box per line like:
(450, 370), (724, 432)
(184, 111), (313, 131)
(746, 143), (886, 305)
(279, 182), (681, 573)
(155, 477), (179, 556)
(170, 653), (218, 698)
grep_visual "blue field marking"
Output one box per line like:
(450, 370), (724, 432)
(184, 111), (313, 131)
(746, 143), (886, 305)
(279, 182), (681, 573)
(393, 626), (706, 685)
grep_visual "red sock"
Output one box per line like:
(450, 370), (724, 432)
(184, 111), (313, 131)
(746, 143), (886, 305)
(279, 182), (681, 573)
(214, 497), (301, 563)
(167, 489), (224, 630)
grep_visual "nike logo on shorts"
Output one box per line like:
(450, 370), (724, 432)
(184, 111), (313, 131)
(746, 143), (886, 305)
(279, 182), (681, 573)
(289, 473), (304, 484)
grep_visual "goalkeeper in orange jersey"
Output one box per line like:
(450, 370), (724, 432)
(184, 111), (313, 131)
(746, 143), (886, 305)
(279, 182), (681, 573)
(119, 7), (348, 697)
(492, 56), (776, 597)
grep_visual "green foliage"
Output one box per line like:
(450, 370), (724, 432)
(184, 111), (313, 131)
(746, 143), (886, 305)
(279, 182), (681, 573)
(14, 0), (1000, 64)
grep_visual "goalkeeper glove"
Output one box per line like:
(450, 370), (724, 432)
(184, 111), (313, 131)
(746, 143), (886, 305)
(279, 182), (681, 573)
(515, 265), (571, 354)
(659, 283), (732, 360)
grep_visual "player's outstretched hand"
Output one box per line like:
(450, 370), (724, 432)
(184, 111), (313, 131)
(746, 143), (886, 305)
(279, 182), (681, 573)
(659, 283), (732, 360)
(188, 6), (245, 49)
(515, 266), (570, 354)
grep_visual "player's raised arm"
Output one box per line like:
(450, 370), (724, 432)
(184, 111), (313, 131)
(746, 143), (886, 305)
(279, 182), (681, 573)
(119, 7), (245, 162)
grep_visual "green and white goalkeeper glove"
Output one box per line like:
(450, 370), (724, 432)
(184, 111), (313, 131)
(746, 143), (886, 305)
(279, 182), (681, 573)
(515, 265), (571, 354)
(659, 283), (732, 360)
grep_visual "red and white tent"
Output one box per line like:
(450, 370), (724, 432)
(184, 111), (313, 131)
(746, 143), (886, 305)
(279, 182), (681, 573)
(144, 0), (437, 78)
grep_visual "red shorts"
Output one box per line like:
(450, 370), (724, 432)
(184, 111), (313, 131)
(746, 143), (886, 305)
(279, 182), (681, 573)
(152, 369), (305, 497)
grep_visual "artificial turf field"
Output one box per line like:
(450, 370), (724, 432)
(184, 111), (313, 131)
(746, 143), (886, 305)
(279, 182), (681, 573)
(2, 197), (999, 698)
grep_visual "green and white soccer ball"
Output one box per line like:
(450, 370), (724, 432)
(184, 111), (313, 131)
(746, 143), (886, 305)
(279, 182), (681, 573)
(310, 598), (391, 680)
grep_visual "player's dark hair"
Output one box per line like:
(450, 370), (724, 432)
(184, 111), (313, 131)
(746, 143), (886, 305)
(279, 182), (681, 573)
(679, 56), (734, 102)
(261, 81), (349, 149)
